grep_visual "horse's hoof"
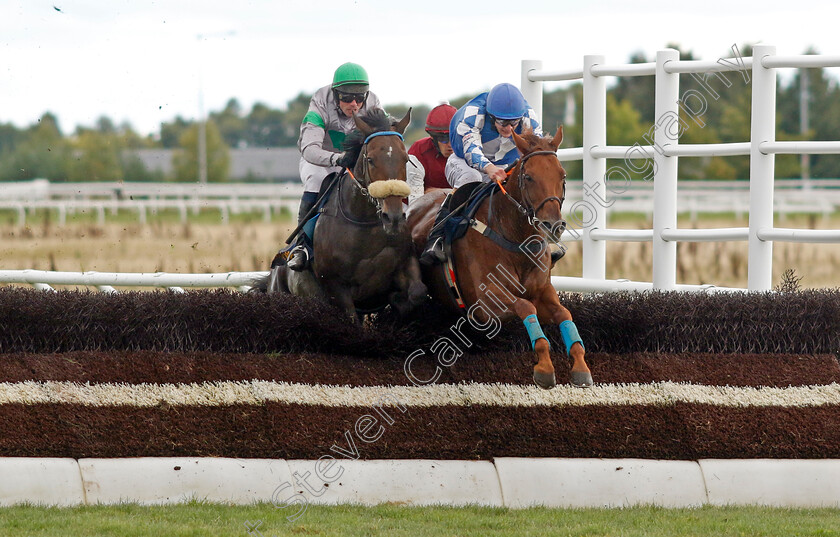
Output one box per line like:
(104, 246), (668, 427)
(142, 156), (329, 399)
(570, 371), (594, 388)
(533, 370), (556, 390)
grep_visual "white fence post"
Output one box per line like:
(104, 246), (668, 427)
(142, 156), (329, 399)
(652, 49), (681, 290)
(521, 60), (544, 124)
(581, 55), (607, 280)
(748, 44), (777, 291)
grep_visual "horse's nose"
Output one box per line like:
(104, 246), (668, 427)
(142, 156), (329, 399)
(381, 209), (406, 233)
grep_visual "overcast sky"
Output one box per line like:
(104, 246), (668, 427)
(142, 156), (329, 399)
(3, 0), (838, 137)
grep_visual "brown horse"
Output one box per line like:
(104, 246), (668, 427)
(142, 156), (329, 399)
(407, 126), (592, 389)
(265, 109), (427, 322)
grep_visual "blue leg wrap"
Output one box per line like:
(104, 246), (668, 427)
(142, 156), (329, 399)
(523, 314), (549, 350)
(559, 320), (584, 356)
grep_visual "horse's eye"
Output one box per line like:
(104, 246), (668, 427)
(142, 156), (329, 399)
(366, 157), (375, 166)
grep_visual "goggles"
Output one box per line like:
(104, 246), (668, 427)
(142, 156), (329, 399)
(337, 91), (368, 104)
(493, 116), (522, 128)
(431, 133), (451, 145)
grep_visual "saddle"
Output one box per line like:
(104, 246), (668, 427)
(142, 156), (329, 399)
(438, 181), (495, 243)
(437, 181), (547, 257)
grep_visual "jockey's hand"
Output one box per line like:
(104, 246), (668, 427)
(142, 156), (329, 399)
(484, 163), (506, 182)
(330, 152), (347, 167)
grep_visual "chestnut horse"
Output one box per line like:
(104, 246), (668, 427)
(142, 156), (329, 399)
(407, 127), (592, 389)
(265, 109), (427, 322)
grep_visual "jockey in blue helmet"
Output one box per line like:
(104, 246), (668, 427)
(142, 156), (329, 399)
(445, 82), (541, 188)
(419, 83), (541, 265)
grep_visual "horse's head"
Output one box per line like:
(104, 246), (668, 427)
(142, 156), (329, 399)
(510, 126), (567, 240)
(351, 109), (412, 235)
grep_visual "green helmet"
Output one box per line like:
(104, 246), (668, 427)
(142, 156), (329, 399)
(332, 62), (369, 94)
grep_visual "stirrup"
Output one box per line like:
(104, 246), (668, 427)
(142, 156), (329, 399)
(287, 246), (310, 271)
(420, 237), (447, 266)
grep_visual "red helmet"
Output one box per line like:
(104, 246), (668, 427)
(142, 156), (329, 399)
(425, 103), (457, 135)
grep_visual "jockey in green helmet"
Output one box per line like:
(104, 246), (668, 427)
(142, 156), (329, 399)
(286, 62), (384, 271)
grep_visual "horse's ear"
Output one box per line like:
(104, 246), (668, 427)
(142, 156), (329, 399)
(394, 108), (412, 135)
(353, 113), (375, 137)
(512, 130), (532, 156)
(549, 125), (564, 151)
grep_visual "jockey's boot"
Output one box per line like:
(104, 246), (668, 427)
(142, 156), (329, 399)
(287, 243), (310, 271)
(419, 198), (452, 266)
(297, 192), (318, 224)
(287, 193), (318, 271)
(420, 237), (447, 266)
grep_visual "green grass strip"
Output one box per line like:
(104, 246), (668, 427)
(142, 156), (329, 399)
(1, 503), (839, 536)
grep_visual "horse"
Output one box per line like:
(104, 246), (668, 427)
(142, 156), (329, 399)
(407, 126), (593, 389)
(264, 109), (427, 323)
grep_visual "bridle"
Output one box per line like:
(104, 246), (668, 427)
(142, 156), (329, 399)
(337, 130), (405, 226)
(348, 130), (404, 200)
(496, 150), (566, 237)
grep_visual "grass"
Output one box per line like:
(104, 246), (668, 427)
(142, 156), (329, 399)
(1, 503), (839, 536)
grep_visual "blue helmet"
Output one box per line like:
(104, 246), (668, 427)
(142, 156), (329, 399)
(485, 83), (527, 120)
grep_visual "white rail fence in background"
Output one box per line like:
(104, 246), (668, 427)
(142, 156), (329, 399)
(522, 45), (840, 292)
(2, 46), (840, 293)
(0, 181), (303, 225)
(4, 179), (840, 226)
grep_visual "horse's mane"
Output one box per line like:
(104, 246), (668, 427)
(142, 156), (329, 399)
(338, 109), (394, 168)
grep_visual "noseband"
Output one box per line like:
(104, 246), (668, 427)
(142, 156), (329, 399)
(499, 150), (566, 231)
(351, 130), (405, 199)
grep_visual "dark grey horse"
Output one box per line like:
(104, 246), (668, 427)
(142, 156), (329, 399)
(264, 109), (426, 322)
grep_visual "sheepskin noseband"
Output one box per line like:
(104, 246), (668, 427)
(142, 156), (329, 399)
(367, 179), (411, 199)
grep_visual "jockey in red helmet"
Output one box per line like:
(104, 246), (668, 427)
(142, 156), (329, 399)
(406, 103), (457, 204)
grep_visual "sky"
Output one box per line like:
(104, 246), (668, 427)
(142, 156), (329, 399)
(3, 0), (839, 137)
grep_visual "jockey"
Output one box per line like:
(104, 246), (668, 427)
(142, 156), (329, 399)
(406, 103), (457, 204)
(287, 62), (384, 271)
(419, 83), (541, 265)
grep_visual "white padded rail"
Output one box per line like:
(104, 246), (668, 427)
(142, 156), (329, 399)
(4, 457), (840, 508)
(78, 458), (293, 505)
(494, 458), (707, 508)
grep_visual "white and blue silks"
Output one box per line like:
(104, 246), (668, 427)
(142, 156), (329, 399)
(449, 92), (542, 173)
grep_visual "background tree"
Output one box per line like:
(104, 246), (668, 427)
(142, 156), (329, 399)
(172, 120), (230, 182)
(0, 113), (71, 181)
(68, 127), (124, 182)
(210, 98), (247, 148)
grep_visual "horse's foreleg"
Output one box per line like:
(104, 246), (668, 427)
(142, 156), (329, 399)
(322, 282), (359, 324)
(535, 287), (593, 388)
(512, 300), (556, 390)
(389, 257), (428, 316)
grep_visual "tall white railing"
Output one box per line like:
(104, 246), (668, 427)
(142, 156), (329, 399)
(522, 45), (840, 292)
